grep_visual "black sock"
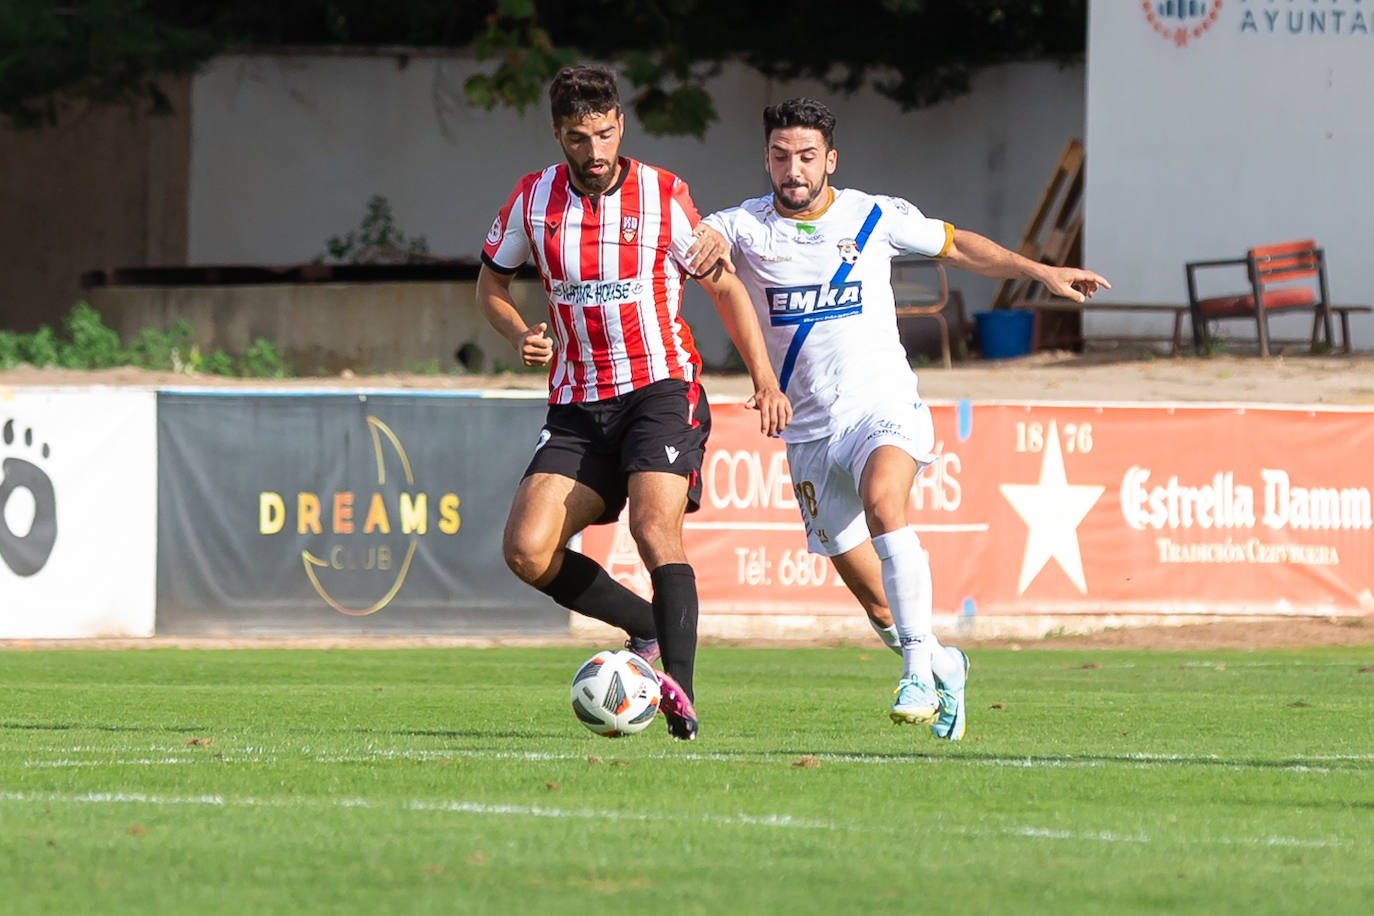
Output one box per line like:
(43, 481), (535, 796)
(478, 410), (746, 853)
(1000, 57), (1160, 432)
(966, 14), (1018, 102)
(536, 549), (656, 640)
(650, 563), (698, 701)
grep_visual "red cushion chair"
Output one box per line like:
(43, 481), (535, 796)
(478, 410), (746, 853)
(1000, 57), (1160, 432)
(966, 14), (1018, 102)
(1185, 240), (1334, 356)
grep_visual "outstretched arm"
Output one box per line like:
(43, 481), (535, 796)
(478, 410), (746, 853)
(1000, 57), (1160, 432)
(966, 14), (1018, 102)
(941, 228), (1110, 302)
(477, 265), (553, 367)
(695, 266), (790, 437)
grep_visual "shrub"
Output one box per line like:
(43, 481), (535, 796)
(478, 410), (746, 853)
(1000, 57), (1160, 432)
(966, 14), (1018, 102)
(237, 337), (292, 378)
(321, 195), (430, 264)
(0, 304), (295, 378)
(21, 325), (60, 367)
(127, 319), (196, 372)
(0, 331), (23, 369)
(60, 302), (126, 368)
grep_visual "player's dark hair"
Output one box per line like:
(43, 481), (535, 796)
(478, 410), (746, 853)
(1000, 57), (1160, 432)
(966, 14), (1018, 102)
(549, 65), (621, 124)
(763, 98), (836, 149)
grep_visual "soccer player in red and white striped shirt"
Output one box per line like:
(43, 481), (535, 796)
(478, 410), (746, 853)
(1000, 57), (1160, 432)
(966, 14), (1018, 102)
(478, 65), (789, 740)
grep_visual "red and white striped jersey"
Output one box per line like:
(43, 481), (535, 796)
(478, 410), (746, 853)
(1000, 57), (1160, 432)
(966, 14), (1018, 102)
(482, 157), (703, 404)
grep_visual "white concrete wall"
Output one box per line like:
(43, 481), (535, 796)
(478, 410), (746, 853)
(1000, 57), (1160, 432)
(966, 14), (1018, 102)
(189, 54), (1085, 364)
(1085, 1), (1374, 349)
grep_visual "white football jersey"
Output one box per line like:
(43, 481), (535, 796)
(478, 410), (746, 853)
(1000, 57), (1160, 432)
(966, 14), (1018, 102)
(704, 188), (952, 442)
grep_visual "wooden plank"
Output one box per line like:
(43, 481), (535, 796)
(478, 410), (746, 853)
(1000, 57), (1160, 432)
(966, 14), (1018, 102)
(988, 139), (1085, 314)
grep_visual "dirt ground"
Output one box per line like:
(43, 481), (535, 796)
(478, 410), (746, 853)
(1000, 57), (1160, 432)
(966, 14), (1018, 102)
(2, 617), (1370, 652)
(6, 347), (1374, 652)
(6, 347), (1374, 405)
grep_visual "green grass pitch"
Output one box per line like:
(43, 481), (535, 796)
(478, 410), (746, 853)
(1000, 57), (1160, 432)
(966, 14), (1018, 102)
(2, 645), (1372, 914)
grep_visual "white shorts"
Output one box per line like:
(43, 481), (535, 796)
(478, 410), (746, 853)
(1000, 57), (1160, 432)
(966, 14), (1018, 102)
(785, 401), (935, 556)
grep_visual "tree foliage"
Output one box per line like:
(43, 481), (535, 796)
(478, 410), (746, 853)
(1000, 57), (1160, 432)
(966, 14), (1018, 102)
(0, 1), (217, 129)
(1, 0), (1085, 134)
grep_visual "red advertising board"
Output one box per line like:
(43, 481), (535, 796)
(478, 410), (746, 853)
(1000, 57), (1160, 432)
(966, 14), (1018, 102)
(579, 401), (1374, 617)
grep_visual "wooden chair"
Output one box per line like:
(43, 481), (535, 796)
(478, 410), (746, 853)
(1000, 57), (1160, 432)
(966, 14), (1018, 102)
(892, 258), (966, 369)
(1184, 240), (1334, 357)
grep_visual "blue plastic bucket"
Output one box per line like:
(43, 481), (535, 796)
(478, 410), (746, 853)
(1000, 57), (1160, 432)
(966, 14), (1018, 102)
(974, 309), (1033, 359)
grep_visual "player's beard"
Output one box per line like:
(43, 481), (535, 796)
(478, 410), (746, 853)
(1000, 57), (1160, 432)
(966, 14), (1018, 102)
(568, 153), (619, 195)
(772, 175), (827, 215)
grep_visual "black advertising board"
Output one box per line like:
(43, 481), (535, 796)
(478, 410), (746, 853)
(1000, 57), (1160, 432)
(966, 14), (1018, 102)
(157, 391), (565, 635)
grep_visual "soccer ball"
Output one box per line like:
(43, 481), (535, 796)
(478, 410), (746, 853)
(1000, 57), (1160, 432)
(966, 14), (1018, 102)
(569, 649), (662, 737)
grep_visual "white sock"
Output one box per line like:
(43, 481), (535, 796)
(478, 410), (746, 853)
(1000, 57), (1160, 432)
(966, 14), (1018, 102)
(870, 526), (938, 682)
(930, 643), (965, 685)
(868, 619), (902, 656)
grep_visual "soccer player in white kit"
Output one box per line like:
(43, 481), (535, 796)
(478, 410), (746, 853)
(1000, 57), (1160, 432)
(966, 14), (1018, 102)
(703, 98), (1109, 738)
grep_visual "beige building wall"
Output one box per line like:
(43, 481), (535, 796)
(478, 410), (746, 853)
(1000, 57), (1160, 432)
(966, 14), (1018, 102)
(0, 79), (191, 333)
(2, 57), (1086, 367)
(187, 55), (1085, 364)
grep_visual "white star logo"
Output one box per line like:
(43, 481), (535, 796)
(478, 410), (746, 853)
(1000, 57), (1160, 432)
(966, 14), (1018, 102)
(998, 419), (1104, 594)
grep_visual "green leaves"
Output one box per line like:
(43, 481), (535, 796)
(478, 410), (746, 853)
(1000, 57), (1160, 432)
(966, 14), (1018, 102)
(0, 302), (291, 377)
(462, 0), (574, 115)
(1, 1), (1087, 136)
(633, 82), (715, 140)
(321, 195), (430, 266)
(0, 0), (219, 130)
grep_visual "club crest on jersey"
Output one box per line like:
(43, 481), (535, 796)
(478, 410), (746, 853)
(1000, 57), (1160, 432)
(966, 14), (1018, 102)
(486, 217), (503, 245)
(621, 216), (639, 243)
(837, 238), (860, 265)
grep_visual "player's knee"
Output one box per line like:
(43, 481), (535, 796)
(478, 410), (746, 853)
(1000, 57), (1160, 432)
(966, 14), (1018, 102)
(627, 517), (683, 568)
(502, 531), (552, 585)
(864, 502), (908, 536)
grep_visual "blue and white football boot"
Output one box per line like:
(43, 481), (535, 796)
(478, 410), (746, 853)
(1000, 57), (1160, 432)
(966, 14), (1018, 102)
(930, 647), (969, 741)
(889, 675), (940, 725)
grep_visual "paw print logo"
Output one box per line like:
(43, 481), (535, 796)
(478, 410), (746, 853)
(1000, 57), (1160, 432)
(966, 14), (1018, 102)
(1, 418), (58, 577)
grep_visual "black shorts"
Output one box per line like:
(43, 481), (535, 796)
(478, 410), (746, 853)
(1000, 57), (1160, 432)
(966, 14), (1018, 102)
(523, 378), (711, 525)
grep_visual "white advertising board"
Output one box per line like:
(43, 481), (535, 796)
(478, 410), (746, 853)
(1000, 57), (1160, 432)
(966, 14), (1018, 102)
(0, 388), (157, 638)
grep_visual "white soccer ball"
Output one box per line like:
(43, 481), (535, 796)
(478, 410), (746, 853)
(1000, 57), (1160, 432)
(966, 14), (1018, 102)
(569, 649), (662, 737)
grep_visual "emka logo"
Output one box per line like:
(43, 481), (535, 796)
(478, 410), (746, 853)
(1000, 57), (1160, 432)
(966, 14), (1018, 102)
(1143, 0), (1222, 47)
(765, 282), (864, 326)
(257, 415), (460, 615)
(0, 418), (58, 577)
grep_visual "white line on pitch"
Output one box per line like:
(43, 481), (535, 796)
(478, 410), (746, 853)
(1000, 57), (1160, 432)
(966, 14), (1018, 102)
(22, 747), (1374, 772)
(0, 791), (1346, 849)
(1177, 661), (1373, 669)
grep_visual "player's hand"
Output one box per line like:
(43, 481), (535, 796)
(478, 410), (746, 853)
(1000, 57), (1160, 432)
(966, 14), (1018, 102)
(744, 386), (791, 437)
(520, 322), (553, 367)
(686, 225), (735, 276)
(1047, 268), (1111, 303)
